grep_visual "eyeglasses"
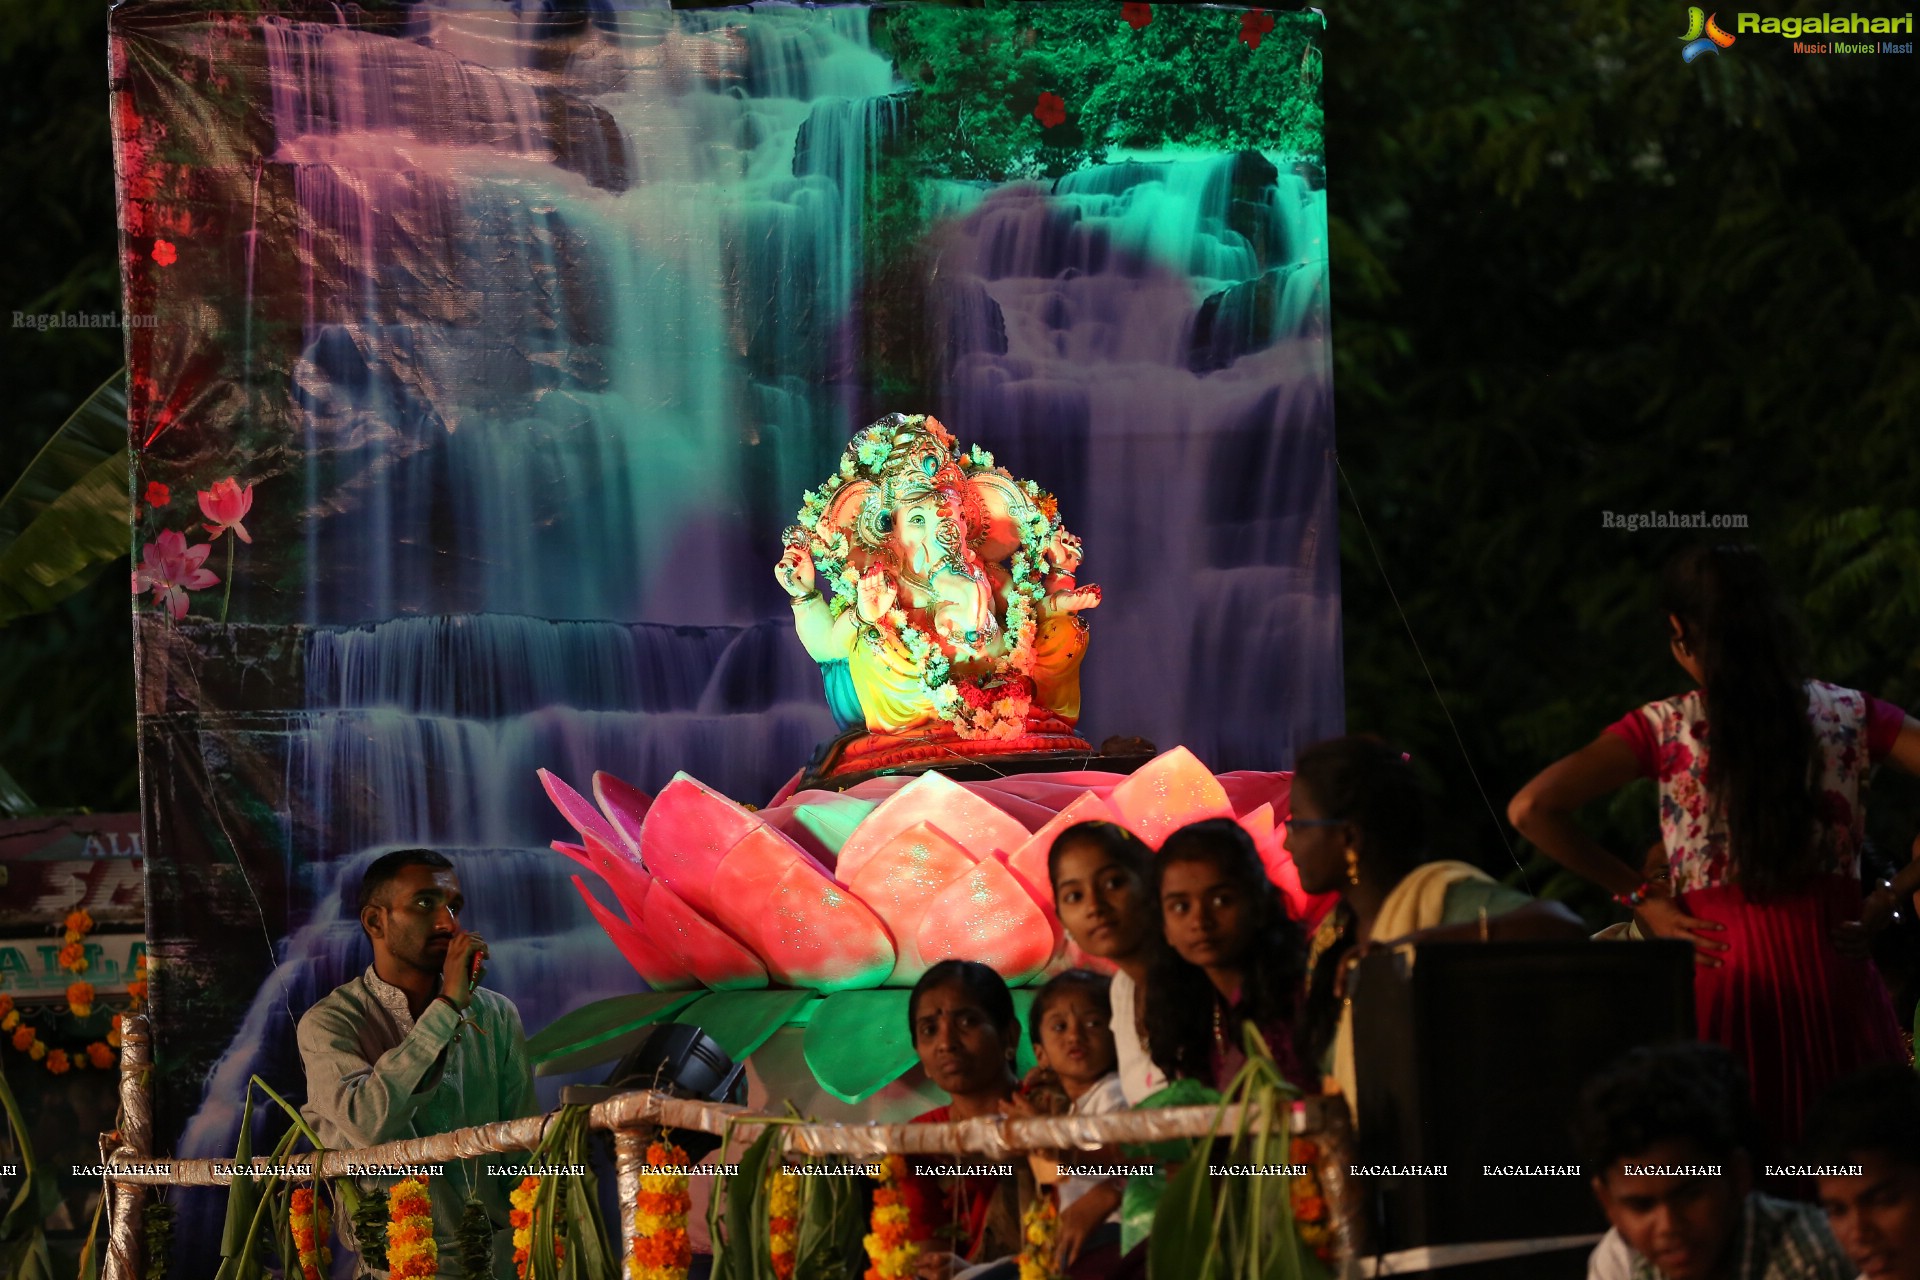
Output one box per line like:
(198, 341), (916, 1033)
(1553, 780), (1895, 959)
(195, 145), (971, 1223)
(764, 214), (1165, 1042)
(1286, 817), (1349, 829)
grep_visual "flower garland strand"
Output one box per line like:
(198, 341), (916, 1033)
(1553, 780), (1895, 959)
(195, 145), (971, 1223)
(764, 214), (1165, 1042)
(862, 1155), (922, 1280)
(631, 1139), (692, 1280)
(510, 1176), (566, 1278)
(290, 1185), (333, 1280)
(767, 1162), (801, 1280)
(387, 1177), (436, 1280)
(1288, 1136), (1335, 1264)
(1018, 1195), (1063, 1280)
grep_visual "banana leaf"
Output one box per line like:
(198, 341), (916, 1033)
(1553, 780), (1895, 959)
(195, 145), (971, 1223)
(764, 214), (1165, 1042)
(792, 1162), (862, 1280)
(709, 1122), (781, 1280)
(0, 1059), (60, 1280)
(0, 369), (131, 625)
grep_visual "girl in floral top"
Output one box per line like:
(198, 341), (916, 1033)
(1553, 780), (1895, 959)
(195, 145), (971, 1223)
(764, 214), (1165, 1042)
(1510, 545), (1920, 1156)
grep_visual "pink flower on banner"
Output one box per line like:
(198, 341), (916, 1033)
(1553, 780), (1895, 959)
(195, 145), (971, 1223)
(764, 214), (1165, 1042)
(1033, 92), (1068, 130)
(132, 529), (218, 619)
(1122, 3), (1153, 30)
(144, 481), (170, 508)
(151, 239), (177, 266)
(198, 476), (254, 543)
(1239, 9), (1276, 49)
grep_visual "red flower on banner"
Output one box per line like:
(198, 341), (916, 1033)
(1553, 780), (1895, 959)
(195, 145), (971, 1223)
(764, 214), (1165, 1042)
(1239, 9), (1276, 49)
(1122, 3), (1153, 29)
(199, 476), (255, 543)
(132, 529), (220, 620)
(151, 239), (177, 266)
(1033, 92), (1068, 129)
(144, 481), (170, 508)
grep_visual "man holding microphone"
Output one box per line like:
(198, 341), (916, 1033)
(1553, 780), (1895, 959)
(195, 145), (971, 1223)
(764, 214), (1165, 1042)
(299, 848), (539, 1276)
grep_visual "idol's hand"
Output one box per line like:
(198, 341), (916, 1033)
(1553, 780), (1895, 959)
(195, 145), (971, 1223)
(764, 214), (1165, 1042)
(439, 931), (488, 1009)
(1045, 584), (1101, 616)
(775, 545), (816, 599)
(856, 566), (897, 624)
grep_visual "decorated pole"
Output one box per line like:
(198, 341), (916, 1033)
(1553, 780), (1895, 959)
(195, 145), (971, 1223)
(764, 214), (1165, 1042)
(102, 1012), (153, 1280)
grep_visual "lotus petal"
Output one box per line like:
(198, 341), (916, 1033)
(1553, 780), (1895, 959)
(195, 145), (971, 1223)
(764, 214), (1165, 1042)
(539, 767), (622, 851)
(1003, 790), (1117, 919)
(570, 876), (693, 989)
(917, 856), (1055, 986)
(708, 825), (895, 990)
(640, 772), (765, 917)
(553, 832), (653, 925)
(592, 770), (653, 856)
(845, 821), (979, 986)
(835, 773), (1027, 883)
(641, 876), (767, 990)
(761, 790), (876, 871)
(1216, 770), (1293, 819)
(1106, 746), (1234, 849)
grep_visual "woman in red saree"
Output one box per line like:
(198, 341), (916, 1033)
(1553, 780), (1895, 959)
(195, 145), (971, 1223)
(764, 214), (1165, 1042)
(1511, 545), (1920, 1158)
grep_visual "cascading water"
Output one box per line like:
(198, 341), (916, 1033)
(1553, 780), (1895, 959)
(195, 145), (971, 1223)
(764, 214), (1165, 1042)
(937, 153), (1342, 771)
(172, 0), (1340, 1175)
(180, 2), (899, 1157)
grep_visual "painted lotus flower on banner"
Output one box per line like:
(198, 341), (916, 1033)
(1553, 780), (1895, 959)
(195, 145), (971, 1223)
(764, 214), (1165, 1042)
(541, 746), (1326, 999)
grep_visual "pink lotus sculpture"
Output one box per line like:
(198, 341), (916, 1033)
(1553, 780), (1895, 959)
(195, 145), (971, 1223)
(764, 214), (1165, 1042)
(542, 746), (1328, 995)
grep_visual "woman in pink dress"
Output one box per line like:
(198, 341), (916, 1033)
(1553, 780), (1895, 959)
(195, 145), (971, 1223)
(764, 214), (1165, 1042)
(1510, 545), (1920, 1157)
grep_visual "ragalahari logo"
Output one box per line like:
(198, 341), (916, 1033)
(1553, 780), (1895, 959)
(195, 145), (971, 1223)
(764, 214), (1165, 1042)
(1681, 7), (1738, 60)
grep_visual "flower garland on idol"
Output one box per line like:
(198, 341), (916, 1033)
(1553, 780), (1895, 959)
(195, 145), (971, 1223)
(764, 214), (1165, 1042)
(632, 1138), (692, 1280)
(862, 1155), (925, 1280)
(387, 1177), (437, 1280)
(767, 1162), (801, 1280)
(791, 420), (1065, 741)
(290, 1185), (333, 1280)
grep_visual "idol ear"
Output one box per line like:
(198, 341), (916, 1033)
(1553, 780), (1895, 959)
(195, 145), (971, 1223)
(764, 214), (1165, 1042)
(967, 470), (1035, 563)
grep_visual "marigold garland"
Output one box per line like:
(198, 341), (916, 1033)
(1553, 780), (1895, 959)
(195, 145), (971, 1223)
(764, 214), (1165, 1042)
(1017, 1195), (1062, 1280)
(1288, 1136), (1335, 1264)
(510, 1175), (566, 1278)
(68, 981), (96, 1018)
(387, 1177), (437, 1280)
(767, 1163), (801, 1280)
(631, 1139), (691, 1280)
(65, 908), (95, 946)
(862, 1155), (923, 1280)
(291, 1186), (333, 1280)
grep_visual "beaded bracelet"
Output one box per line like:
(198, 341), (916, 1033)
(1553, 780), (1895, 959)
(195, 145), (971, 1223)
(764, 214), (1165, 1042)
(1613, 880), (1656, 909)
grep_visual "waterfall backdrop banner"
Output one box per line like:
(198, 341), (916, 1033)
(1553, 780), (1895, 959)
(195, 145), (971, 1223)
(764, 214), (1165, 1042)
(111, 0), (1335, 1191)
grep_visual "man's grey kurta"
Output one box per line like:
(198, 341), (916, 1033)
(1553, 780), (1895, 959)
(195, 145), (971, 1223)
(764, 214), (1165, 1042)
(298, 967), (539, 1278)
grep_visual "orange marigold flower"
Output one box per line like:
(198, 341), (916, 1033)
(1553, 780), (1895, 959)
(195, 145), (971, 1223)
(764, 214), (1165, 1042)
(47, 1049), (72, 1074)
(87, 1041), (115, 1068)
(68, 981), (96, 1017)
(10, 1024), (34, 1052)
(58, 942), (88, 973)
(65, 908), (95, 936)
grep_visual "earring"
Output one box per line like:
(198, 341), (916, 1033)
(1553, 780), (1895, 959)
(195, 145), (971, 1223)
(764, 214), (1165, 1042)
(1344, 846), (1362, 887)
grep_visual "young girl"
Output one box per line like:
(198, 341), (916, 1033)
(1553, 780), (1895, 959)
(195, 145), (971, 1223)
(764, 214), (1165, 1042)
(1510, 545), (1919, 1154)
(1047, 821), (1167, 1103)
(1023, 969), (1127, 1274)
(905, 959), (1032, 1280)
(1144, 818), (1308, 1090)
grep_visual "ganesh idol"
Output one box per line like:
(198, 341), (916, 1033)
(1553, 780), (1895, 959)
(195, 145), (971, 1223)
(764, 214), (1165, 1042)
(775, 414), (1100, 765)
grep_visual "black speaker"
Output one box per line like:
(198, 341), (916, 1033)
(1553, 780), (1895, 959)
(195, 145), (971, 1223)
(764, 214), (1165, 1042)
(559, 1023), (747, 1163)
(1350, 940), (1694, 1261)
